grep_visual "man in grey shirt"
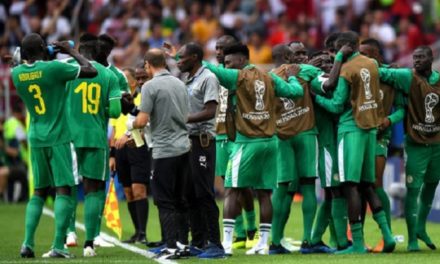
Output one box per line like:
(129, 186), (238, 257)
(176, 43), (224, 258)
(129, 48), (190, 260)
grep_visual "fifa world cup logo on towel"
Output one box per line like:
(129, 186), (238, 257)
(280, 97), (295, 110)
(254, 80), (266, 111)
(219, 87), (228, 113)
(424, 93), (439, 123)
(360, 68), (373, 100)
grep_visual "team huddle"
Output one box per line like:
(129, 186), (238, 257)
(11, 29), (440, 260)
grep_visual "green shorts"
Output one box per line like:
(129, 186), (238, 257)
(404, 140), (440, 188)
(215, 138), (232, 177)
(338, 130), (376, 183)
(375, 138), (389, 157)
(75, 147), (109, 181)
(224, 138), (277, 189)
(291, 133), (318, 179)
(318, 144), (340, 188)
(31, 143), (78, 189)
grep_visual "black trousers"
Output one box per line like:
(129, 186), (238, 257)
(185, 136), (222, 248)
(151, 152), (189, 249)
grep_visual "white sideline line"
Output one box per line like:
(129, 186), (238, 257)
(42, 207), (177, 264)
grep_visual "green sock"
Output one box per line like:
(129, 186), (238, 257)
(416, 183), (437, 245)
(235, 214), (246, 239)
(271, 185), (289, 245)
(244, 209), (256, 232)
(311, 200), (331, 245)
(405, 187), (420, 247)
(23, 195), (45, 249)
(373, 210), (394, 243)
(328, 218), (338, 248)
(53, 195), (73, 251)
(300, 184), (317, 242)
(376, 187), (391, 230)
(331, 198), (348, 248)
(68, 186), (78, 233)
(85, 192), (101, 241)
(350, 222), (365, 251)
(94, 190), (105, 238)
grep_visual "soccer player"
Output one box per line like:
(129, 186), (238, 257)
(128, 49), (191, 260)
(13, 33), (97, 258)
(314, 31), (396, 254)
(308, 48), (352, 251)
(204, 43), (303, 255)
(110, 67), (151, 245)
(176, 42), (224, 258)
(214, 35), (258, 250)
(359, 38), (405, 252)
(66, 33), (121, 257)
(379, 46), (440, 251)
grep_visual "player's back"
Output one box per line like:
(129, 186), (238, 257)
(11, 60), (80, 147)
(67, 61), (120, 149)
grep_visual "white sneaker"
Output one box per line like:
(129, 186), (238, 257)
(66, 232), (78, 247)
(93, 235), (115, 248)
(281, 238), (301, 252)
(42, 249), (74, 258)
(83, 246), (97, 257)
(246, 244), (268, 255)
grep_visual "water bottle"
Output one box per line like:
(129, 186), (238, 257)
(131, 129), (145, 147)
(47, 40), (75, 56)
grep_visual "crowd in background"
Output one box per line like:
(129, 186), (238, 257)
(0, 0), (440, 203)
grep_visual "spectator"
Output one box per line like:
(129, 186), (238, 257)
(248, 31), (272, 64)
(41, 0), (71, 43)
(370, 9), (397, 62)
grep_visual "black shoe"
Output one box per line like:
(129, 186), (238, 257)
(136, 232), (148, 244)
(123, 233), (139, 244)
(300, 241), (313, 254)
(337, 240), (353, 251)
(147, 240), (165, 248)
(154, 248), (181, 260)
(20, 246), (35, 258)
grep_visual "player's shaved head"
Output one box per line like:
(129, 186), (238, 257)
(144, 48), (167, 68)
(216, 35), (238, 64)
(21, 33), (46, 61)
(96, 34), (116, 65)
(272, 44), (292, 67)
(217, 35), (237, 46)
(335, 31), (359, 51)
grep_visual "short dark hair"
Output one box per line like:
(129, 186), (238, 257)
(310, 50), (330, 59)
(21, 33), (45, 60)
(144, 49), (167, 68)
(223, 44), (249, 59)
(415, 45), (433, 58)
(217, 35), (238, 46)
(184, 42), (204, 61)
(324, 32), (340, 50)
(79, 33), (98, 57)
(98, 34), (116, 55)
(336, 31), (359, 48)
(360, 38), (382, 52)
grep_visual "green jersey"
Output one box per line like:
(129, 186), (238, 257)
(11, 60), (80, 147)
(67, 61), (121, 148)
(107, 64), (129, 93)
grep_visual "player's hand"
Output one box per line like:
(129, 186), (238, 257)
(109, 157), (116, 172)
(379, 117), (391, 131)
(162, 41), (177, 58)
(308, 56), (322, 68)
(115, 134), (129, 149)
(52, 41), (73, 54)
(339, 44), (353, 60)
(286, 64), (300, 77)
(121, 93), (135, 115)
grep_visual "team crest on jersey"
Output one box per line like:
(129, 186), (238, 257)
(424, 92), (439, 124)
(280, 97), (295, 110)
(254, 80), (265, 111)
(219, 87), (228, 113)
(360, 68), (373, 100)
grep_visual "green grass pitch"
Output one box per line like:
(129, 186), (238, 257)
(1, 200), (440, 263)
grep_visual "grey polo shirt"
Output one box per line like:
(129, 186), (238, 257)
(139, 69), (190, 159)
(184, 66), (219, 136)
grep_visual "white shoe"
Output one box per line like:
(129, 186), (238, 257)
(246, 244), (268, 255)
(66, 232), (78, 247)
(42, 249), (74, 258)
(83, 246), (97, 257)
(281, 238), (301, 252)
(93, 235), (115, 248)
